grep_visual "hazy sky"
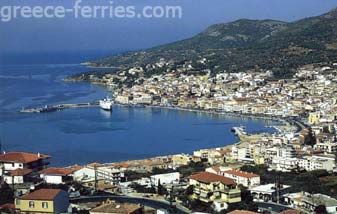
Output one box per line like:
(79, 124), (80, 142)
(1, 0), (337, 54)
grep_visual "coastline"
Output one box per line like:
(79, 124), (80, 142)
(91, 102), (301, 166)
(113, 102), (299, 132)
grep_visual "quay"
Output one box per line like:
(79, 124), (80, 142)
(20, 102), (99, 113)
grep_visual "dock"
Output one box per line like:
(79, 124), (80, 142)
(20, 102), (99, 113)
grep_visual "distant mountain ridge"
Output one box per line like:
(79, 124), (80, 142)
(90, 8), (337, 78)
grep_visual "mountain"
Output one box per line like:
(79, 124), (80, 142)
(88, 8), (337, 78)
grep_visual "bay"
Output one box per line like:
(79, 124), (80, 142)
(0, 63), (276, 166)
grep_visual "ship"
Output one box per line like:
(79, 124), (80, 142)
(99, 97), (114, 111)
(231, 126), (247, 136)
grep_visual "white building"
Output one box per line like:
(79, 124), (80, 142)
(231, 146), (253, 162)
(73, 167), (95, 182)
(277, 146), (296, 158)
(150, 172), (180, 186)
(249, 184), (291, 202)
(0, 152), (50, 184)
(270, 157), (298, 172)
(314, 142), (337, 153)
(298, 155), (336, 172)
(39, 168), (75, 184)
(271, 155), (336, 172)
(4, 169), (33, 184)
(96, 167), (125, 185)
(133, 94), (152, 105)
(223, 169), (260, 188)
(301, 193), (337, 213)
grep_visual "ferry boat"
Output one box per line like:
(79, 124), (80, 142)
(231, 126), (247, 136)
(99, 97), (114, 111)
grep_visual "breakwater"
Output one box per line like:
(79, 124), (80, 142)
(20, 102), (99, 113)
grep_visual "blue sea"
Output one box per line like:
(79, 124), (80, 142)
(0, 53), (276, 166)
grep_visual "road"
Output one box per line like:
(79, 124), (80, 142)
(70, 195), (191, 214)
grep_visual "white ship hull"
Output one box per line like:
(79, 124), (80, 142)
(99, 99), (114, 111)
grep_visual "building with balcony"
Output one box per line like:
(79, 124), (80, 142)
(96, 167), (126, 185)
(189, 172), (241, 212)
(223, 170), (260, 188)
(0, 152), (50, 184)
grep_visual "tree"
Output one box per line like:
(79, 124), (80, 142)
(157, 179), (167, 195)
(314, 205), (327, 214)
(185, 185), (194, 195)
(0, 183), (14, 205)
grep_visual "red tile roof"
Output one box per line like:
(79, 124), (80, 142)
(228, 210), (259, 214)
(224, 170), (259, 178)
(211, 167), (221, 173)
(0, 152), (50, 163)
(19, 189), (64, 200)
(87, 162), (103, 168)
(40, 167), (75, 176)
(10, 168), (33, 176)
(0, 203), (15, 210)
(189, 172), (235, 185)
(279, 210), (300, 214)
(71, 165), (83, 172)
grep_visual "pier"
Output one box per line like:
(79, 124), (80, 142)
(20, 102), (99, 113)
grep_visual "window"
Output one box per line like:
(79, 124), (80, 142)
(29, 201), (34, 208)
(42, 202), (48, 209)
(12, 163), (15, 167)
(15, 200), (20, 205)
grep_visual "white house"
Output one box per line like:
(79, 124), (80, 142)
(284, 191), (337, 213)
(223, 169), (260, 188)
(270, 157), (298, 172)
(249, 183), (291, 202)
(0, 152), (50, 184)
(73, 167), (95, 182)
(39, 168), (75, 184)
(298, 155), (336, 172)
(96, 167), (126, 185)
(150, 172), (180, 186)
(4, 168), (32, 184)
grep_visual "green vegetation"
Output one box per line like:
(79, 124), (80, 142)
(226, 186), (258, 213)
(83, 8), (337, 79)
(0, 183), (14, 205)
(240, 165), (337, 198)
(178, 161), (208, 177)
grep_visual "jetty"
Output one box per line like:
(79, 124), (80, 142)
(20, 102), (99, 113)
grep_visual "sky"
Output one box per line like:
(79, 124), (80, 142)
(1, 0), (337, 55)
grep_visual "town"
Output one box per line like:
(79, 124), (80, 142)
(1, 61), (337, 214)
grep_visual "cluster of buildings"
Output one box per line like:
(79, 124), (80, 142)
(104, 64), (337, 119)
(2, 63), (337, 213)
(108, 63), (337, 173)
(2, 149), (336, 214)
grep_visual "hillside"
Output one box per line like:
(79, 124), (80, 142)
(84, 8), (337, 79)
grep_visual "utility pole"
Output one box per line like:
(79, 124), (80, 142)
(169, 185), (177, 214)
(94, 165), (98, 193)
(277, 172), (281, 204)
